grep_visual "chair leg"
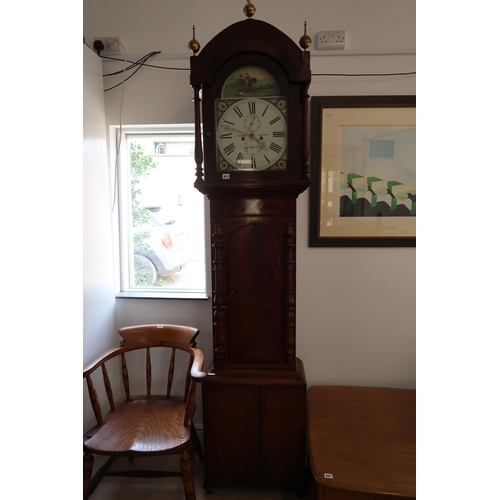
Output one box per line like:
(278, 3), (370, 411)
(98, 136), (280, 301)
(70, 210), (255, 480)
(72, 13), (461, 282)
(180, 447), (196, 500)
(83, 451), (94, 500)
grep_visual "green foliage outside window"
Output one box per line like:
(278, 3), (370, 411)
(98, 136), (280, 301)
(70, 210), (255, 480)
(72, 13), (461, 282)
(130, 142), (157, 252)
(130, 143), (157, 285)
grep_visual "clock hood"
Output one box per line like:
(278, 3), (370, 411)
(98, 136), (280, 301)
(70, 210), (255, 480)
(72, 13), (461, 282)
(190, 19), (310, 87)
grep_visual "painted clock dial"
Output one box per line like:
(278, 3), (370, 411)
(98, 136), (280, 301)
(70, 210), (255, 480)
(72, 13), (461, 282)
(220, 66), (280, 98)
(215, 96), (288, 171)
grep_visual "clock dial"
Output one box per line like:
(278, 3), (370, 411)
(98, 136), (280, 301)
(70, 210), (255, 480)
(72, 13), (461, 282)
(216, 97), (288, 171)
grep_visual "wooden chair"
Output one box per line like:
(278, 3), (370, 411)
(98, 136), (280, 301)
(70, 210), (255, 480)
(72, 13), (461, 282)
(83, 324), (206, 500)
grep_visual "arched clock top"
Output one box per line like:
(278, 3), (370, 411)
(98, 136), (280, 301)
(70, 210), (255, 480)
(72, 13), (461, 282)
(190, 19), (310, 87)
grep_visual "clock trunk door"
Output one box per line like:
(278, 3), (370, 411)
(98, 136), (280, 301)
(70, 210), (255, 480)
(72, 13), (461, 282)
(227, 224), (281, 365)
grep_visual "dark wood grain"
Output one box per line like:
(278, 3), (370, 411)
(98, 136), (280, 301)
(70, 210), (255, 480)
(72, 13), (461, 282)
(202, 361), (307, 489)
(227, 223), (280, 364)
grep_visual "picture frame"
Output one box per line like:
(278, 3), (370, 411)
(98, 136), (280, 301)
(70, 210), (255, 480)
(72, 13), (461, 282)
(309, 96), (416, 247)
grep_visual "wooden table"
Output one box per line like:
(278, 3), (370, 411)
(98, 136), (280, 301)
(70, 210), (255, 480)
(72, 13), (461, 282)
(307, 386), (416, 500)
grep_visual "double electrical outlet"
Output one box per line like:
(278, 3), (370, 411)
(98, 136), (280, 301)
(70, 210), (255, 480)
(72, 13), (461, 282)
(316, 30), (345, 50)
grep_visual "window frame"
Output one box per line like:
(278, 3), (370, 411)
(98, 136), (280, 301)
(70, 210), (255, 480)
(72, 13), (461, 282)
(110, 124), (209, 300)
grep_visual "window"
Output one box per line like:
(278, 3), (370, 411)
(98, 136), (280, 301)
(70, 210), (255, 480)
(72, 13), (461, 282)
(114, 125), (207, 299)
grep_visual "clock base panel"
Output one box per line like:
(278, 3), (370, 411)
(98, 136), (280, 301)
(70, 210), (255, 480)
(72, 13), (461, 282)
(200, 358), (307, 491)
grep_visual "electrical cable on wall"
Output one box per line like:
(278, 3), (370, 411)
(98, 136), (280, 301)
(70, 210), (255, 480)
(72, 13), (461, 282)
(110, 40), (128, 216)
(312, 71), (415, 76)
(102, 52), (162, 77)
(102, 54), (189, 72)
(102, 53), (188, 92)
(84, 39), (416, 84)
(99, 52), (415, 88)
(103, 52), (163, 91)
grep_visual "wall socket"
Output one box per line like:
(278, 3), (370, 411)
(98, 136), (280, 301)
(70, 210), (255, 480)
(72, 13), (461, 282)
(316, 30), (345, 50)
(93, 36), (122, 56)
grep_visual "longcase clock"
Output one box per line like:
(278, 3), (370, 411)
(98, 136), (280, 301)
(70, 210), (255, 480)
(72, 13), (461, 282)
(189, 2), (311, 491)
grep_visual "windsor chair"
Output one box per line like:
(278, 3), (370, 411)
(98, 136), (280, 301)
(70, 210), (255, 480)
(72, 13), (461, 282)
(83, 324), (206, 500)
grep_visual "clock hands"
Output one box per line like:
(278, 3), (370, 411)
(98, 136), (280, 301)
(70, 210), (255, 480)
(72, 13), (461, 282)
(220, 121), (267, 154)
(220, 122), (251, 137)
(244, 114), (261, 132)
(217, 97), (287, 171)
(221, 129), (275, 158)
(244, 138), (262, 155)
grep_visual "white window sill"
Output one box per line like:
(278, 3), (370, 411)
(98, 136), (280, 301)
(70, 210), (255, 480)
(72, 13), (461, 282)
(116, 291), (209, 300)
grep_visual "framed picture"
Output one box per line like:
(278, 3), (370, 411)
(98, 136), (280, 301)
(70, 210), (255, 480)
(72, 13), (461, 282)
(309, 96), (416, 247)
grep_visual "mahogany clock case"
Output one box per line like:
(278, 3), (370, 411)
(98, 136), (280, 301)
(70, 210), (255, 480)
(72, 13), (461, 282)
(189, 14), (311, 491)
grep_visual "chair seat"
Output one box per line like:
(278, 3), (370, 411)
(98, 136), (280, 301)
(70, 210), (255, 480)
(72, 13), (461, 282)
(84, 397), (190, 456)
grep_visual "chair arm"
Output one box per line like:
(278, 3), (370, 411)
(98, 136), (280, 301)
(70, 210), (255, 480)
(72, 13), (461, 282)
(83, 346), (123, 377)
(190, 347), (206, 380)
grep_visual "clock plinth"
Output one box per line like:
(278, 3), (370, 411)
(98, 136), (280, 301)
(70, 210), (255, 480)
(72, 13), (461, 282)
(190, 11), (310, 491)
(201, 358), (307, 491)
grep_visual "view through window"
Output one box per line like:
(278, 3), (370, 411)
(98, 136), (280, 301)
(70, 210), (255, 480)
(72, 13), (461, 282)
(118, 128), (206, 298)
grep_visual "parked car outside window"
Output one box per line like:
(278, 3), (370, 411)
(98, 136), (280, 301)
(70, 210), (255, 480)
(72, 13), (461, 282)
(134, 206), (190, 286)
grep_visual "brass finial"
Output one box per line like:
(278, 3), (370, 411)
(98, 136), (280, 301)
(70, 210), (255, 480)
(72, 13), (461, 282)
(299, 21), (312, 50)
(243, 1), (256, 18)
(188, 25), (200, 54)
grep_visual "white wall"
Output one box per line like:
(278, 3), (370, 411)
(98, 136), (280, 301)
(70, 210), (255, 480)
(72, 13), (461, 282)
(83, 1), (416, 419)
(83, 45), (119, 429)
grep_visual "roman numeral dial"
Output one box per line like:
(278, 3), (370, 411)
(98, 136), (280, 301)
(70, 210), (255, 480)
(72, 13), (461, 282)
(216, 97), (288, 171)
